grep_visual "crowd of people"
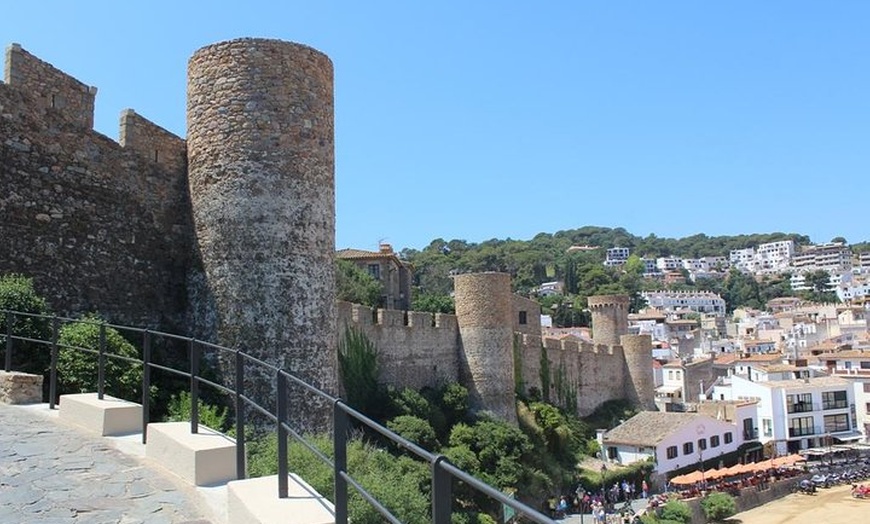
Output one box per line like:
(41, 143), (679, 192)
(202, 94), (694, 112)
(669, 465), (805, 499)
(546, 479), (649, 520)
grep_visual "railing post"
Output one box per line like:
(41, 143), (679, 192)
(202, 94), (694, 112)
(432, 455), (452, 524)
(277, 370), (288, 498)
(97, 323), (106, 400)
(333, 400), (349, 524)
(189, 338), (199, 434)
(49, 317), (59, 409)
(235, 349), (246, 480)
(142, 330), (151, 444)
(4, 311), (12, 372)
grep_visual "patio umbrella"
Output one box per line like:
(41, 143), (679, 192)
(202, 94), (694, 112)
(670, 470), (704, 485)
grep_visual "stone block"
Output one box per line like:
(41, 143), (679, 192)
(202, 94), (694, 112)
(228, 474), (335, 524)
(59, 392), (142, 436)
(0, 371), (43, 404)
(146, 421), (236, 486)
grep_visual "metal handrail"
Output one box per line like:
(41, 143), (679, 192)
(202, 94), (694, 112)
(1, 309), (555, 524)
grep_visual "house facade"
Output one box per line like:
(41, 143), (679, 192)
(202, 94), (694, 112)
(336, 243), (413, 310)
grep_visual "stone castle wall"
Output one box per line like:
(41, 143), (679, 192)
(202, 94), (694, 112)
(1, 42), (653, 424)
(0, 44), (191, 328)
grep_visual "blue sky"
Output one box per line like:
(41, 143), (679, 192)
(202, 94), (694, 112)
(3, 2), (868, 251)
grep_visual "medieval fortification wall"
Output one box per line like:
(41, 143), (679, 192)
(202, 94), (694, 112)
(1, 41), (653, 424)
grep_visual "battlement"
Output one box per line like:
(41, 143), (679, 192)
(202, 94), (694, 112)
(527, 334), (618, 356)
(587, 294), (630, 309)
(336, 301), (458, 330)
(119, 109), (186, 173)
(5, 43), (97, 129)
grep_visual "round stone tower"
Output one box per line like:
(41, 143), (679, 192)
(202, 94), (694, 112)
(453, 272), (517, 424)
(187, 38), (336, 431)
(587, 294), (630, 345)
(620, 334), (655, 410)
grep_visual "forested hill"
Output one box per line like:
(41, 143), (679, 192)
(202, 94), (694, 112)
(399, 228), (819, 316)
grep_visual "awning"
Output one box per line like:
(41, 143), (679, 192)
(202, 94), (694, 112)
(656, 385), (682, 395)
(833, 431), (865, 443)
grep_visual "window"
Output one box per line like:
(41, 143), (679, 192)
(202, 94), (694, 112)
(518, 311), (527, 325)
(668, 370), (674, 380)
(762, 419), (773, 437)
(787, 393), (813, 413)
(822, 390), (848, 410)
(710, 435), (720, 448)
(861, 362), (870, 370)
(724, 432), (733, 444)
(367, 263), (381, 280)
(608, 447), (618, 459)
(698, 438), (707, 451)
(683, 442), (694, 455)
(788, 416), (815, 438)
(824, 414), (849, 433)
(666, 446), (678, 459)
(864, 383), (870, 393)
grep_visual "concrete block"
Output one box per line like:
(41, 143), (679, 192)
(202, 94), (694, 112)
(0, 371), (43, 404)
(228, 474), (335, 524)
(146, 421), (236, 486)
(59, 392), (142, 436)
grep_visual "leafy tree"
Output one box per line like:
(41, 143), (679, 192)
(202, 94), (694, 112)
(831, 236), (847, 244)
(412, 292), (455, 314)
(337, 259), (383, 307)
(56, 314), (143, 401)
(701, 491), (736, 522)
(0, 274), (51, 374)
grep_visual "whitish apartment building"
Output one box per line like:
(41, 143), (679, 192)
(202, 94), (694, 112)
(642, 290), (727, 316)
(605, 247), (630, 267)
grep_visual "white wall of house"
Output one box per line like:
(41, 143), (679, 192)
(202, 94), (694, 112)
(653, 417), (742, 475)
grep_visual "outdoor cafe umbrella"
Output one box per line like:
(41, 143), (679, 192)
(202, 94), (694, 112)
(670, 470), (705, 485)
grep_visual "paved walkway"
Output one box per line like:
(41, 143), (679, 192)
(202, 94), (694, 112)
(0, 403), (217, 523)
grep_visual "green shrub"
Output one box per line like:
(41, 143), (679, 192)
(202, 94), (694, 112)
(338, 326), (387, 417)
(56, 315), (142, 400)
(659, 500), (692, 524)
(165, 390), (231, 433)
(701, 491), (736, 522)
(0, 274), (51, 374)
(247, 434), (430, 524)
(387, 415), (438, 450)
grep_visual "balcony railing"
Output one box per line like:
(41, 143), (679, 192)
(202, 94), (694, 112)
(2, 310), (555, 524)
(822, 400), (849, 410)
(788, 425), (822, 438)
(743, 428), (759, 440)
(787, 402), (816, 413)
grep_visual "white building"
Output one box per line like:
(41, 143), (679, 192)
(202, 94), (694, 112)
(721, 375), (864, 455)
(730, 248), (756, 272)
(792, 242), (852, 274)
(815, 349), (870, 443)
(756, 240), (795, 273)
(600, 411), (744, 478)
(605, 247), (630, 267)
(642, 290), (727, 316)
(657, 257), (683, 272)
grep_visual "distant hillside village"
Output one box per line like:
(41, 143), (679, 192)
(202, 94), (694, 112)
(340, 240), (870, 484)
(593, 239), (869, 302)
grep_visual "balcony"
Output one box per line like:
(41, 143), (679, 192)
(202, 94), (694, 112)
(743, 428), (759, 440)
(788, 425), (821, 438)
(787, 402), (816, 414)
(822, 400), (848, 410)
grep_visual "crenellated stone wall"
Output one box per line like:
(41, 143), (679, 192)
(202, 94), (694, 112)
(0, 45), (191, 329)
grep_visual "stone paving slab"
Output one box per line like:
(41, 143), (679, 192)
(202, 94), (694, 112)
(0, 403), (217, 523)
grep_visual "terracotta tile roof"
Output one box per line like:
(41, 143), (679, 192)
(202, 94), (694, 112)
(714, 354), (740, 365)
(815, 349), (870, 360)
(336, 248), (390, 260)
(755, 376), (852, 390)
(602, 411), (709, 447)
(736, 354), (784, 363)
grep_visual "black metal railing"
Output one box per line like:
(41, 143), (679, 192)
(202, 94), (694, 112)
(786, 402), (815, 414)
(1, 310), (554, 524)
(822, 400), (848, 410)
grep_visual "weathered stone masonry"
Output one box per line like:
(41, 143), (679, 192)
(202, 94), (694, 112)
(1, 40), (654, 425)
